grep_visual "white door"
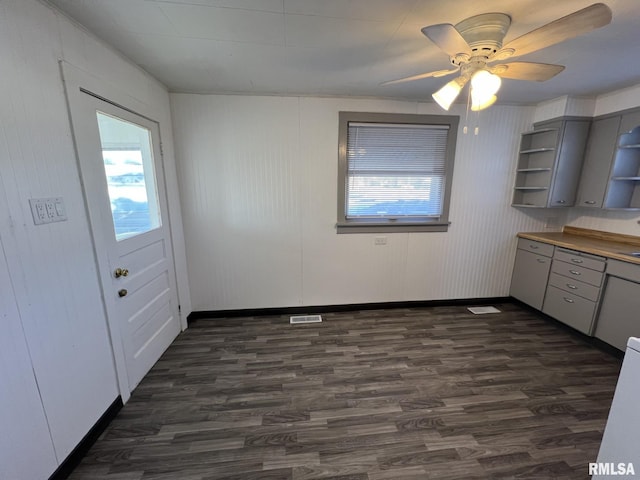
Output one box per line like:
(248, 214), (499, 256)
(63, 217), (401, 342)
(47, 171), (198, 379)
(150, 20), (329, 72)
(67, 90), (181, 391)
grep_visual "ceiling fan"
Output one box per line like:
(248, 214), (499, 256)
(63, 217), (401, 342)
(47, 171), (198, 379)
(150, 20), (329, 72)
(383, 3), (612, 111)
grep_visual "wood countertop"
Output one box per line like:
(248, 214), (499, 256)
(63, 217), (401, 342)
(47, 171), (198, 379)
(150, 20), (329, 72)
(518, 226), (640, 265)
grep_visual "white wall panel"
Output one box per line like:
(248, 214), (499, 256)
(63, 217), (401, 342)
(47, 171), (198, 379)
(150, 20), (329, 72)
(172, 93), (557, 310)
(407, 104), (550, 300)
(533, 96), (569, 123)
(172, 95), (304, 309)
(565, 210), (640, 235)
(565, 97), (596, 118)
(0, 0), (190, 473)
(0, 232), (58, 480)
(533, 95), (596, 122)
(0, 0), (118, 461)
(594, 83), (640, 116)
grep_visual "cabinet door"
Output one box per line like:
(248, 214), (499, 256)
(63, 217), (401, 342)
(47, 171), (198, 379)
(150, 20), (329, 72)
(594, 276), (640, 351)
(0, 241), (58, 479)
(549, 120), (591, 207)
(576, 116), (620, 208)
(510, 249), (552, 309)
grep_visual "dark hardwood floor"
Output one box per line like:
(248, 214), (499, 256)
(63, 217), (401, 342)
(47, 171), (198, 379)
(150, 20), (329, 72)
(68, 302), (622, 479)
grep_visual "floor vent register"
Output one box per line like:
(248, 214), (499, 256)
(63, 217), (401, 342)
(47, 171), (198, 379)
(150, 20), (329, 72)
(467, 306), (501, 315)
(290, 315), (323, 324)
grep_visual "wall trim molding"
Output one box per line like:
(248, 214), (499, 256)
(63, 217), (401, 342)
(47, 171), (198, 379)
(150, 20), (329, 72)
(187, 297), (512, 323)
(50, 396), (123, 480)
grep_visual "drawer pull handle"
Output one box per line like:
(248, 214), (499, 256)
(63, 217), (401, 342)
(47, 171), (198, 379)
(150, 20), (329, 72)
(536, 259), (546, 264)
(570, 259), (583, 264)
(563, 297), (575, 304)
(556, 200), (566, 204)
(569, 270), (581, 276)
(566, 283), (578, 289)
(585, 200), (596, 205)
(529, 244), (539, 249)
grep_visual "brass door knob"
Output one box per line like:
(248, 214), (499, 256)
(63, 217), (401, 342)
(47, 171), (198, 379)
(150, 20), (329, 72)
(114, 267), (129, 278)
(118, 289), (128, 297)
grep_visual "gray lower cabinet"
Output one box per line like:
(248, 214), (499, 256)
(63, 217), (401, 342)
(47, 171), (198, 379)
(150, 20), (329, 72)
(542, 248), (605, 334)
(510, 236), (640, 351)
(594, 259), (640, 351)
(510, 239), (553, 309)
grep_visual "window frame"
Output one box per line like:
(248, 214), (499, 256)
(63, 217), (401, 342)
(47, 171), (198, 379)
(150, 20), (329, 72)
(337, 111), (459, 234)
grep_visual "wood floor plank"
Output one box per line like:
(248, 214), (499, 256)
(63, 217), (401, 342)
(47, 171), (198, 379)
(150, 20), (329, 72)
(68, 303), (621, 479)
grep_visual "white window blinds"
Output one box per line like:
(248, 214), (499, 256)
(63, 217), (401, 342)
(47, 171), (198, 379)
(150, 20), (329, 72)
(346, 122), (450, 218)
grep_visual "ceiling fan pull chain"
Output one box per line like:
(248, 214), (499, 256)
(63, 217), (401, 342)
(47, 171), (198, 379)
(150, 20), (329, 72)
(463, 86), (471, 134)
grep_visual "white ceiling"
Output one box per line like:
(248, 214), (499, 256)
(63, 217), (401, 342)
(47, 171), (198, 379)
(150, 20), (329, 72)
(47, 0), (640, 105)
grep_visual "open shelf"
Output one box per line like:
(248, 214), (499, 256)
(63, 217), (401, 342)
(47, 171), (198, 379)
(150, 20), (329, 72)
(519, 148), (555, 154)
(521, 128), (558, 135)
(512, 118), (590, 209)
(517, 168), (552, 173)
(604, 125), (640, 209)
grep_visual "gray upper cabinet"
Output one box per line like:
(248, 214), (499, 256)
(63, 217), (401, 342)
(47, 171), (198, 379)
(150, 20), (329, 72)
(512, 118), (590, 208)
(576, 116), (621, 208)
(575, 108), (640, 211)
(603, 113), (640, 210)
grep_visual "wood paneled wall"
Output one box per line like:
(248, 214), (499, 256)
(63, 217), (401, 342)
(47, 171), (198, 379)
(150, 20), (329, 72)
(171, 94), (561, 311)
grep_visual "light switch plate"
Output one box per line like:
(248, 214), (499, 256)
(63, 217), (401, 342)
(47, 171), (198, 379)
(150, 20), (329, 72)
(29, 197), (67, 225)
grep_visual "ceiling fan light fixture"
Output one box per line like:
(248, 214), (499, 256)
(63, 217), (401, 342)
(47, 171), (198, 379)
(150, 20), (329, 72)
(471, 93), (497, 111)
(469, 70), (501, 111)
(470, 70), (501, 96)
(432, 77), (467, 110)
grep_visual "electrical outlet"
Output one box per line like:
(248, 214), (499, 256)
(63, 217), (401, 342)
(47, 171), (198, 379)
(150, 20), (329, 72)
(29, 197), (67, 225)
(45, 201), (56, 218)
(374, 236), (387, 245)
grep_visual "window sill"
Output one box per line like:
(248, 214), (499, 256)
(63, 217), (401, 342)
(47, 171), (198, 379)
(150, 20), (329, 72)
(336, 221), (450, 234)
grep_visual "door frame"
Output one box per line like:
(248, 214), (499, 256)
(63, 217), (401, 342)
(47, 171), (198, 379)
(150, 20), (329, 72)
(61, 61), (187, 401)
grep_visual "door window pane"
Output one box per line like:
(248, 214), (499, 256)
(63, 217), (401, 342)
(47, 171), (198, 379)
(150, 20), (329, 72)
(96, 112), (162, 241)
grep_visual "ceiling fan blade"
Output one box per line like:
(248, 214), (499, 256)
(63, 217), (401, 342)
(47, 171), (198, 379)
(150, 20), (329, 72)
(381, 68), (459, 86)
(493, 62), (565, 81)
(421, 24), (472, 57)
(495, 3), (612, 60)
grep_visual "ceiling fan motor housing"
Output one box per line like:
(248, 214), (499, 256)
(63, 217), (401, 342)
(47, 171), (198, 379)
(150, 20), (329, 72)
(453, 13), (511, 64)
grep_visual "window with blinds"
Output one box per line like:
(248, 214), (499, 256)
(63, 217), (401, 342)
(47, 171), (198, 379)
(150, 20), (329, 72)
(337, 112), (459, 233)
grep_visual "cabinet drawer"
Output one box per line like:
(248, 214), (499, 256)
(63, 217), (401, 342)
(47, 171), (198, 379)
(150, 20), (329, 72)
(517, 238), (554, 257)
(547, 272), (600, 302)
(554, 248), (605, 272)
(543, 286), (596, 334)
(551, 260), (604, 287)
(607, 259), (640, 283)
